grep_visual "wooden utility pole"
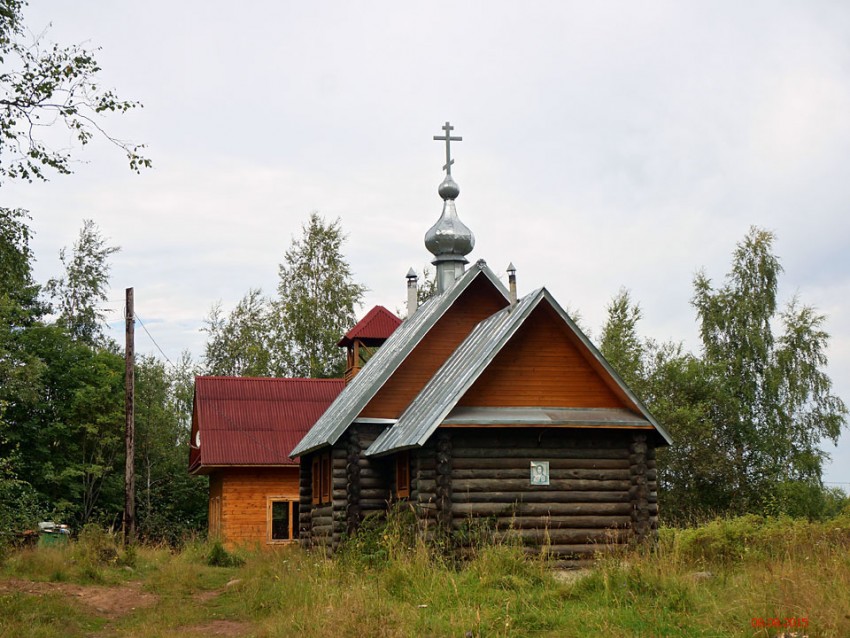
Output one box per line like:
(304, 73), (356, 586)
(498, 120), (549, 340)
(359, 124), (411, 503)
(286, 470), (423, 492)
(124, 287), (136, 543)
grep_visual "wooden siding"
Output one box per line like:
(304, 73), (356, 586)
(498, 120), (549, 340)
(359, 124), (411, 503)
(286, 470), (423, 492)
(208, 474), (223, 539)
(435, 429), (657, 563)
(459, 303), (627, 409)
(360, 277), (508, 418)
(214, 468), (299, 548)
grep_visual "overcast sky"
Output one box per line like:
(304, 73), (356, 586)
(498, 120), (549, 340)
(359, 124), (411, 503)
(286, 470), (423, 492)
(6, 1), (850, 485)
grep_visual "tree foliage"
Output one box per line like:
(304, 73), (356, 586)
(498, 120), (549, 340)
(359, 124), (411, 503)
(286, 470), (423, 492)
(45, 219), (120, 346)
(691, 227), (845, 511)
(0, 0), (150, 182)
(599, 288), (645, 392)
(203, 213), (365, 379)
(134, 353), (206, 543)
(0, 212), (205, 540)
(203, 289), (275, 377)
(599, 227), (847, 522)
(275, 213), (366, 378)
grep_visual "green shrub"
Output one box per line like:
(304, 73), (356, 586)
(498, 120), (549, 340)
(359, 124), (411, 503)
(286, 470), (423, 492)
(206, 540), (245, 567)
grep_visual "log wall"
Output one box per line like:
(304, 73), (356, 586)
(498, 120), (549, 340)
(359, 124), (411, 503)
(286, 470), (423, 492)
(215, 467), (299, 549)
(443, 428), (657, 562)
(299, 424), (391, 552)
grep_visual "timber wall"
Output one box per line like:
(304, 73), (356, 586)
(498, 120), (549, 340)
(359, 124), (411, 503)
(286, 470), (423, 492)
(214, 467), (299, 548)
(299, 424), (391, 553)
(419, 428), (657, 564)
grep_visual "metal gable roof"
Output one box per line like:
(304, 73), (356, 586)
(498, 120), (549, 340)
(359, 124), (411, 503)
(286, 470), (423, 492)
(365, 288), (672, 457)
(337, 305), (402, 347)
(192, 376), (344, 472)
(289, 260), (510, 457)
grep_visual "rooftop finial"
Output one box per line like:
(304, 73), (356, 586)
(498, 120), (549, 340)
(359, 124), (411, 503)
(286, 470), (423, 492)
(433, 121), (462, 176)
(426, 121), (474, 294)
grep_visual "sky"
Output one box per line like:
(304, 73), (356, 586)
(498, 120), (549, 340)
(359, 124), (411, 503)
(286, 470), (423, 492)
(5, 1), (850, 485)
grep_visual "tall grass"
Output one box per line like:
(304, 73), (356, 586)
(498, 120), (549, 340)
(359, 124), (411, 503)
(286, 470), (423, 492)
(1, 514), (849, 637)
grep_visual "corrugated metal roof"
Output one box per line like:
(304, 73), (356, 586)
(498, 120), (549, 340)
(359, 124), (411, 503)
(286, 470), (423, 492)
(290, 261), (510, 457)
(337, 305), (402, 347)
(193, 376), (344, 469)
(366, 288), (671, 457)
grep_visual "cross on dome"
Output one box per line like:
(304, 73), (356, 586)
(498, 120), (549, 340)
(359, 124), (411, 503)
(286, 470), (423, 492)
(433, 121), (462, 175)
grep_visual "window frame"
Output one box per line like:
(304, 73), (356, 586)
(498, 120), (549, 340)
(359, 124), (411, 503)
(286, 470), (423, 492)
(267, 497), (299, 543)
(311, 452), (333, 506)
(395, 450), (411, 499)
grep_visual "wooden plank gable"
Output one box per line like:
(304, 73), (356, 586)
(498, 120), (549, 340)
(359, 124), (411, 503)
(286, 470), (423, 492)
(359, 275), (508, 419)
(458, 302), (633, 410)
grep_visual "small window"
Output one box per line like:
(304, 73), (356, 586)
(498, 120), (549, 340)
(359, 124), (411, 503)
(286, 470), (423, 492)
(395, 450), (411, 499)
(311, 456), (321, 505)
(268, 498), (299, 542)
(311, 452), (333, 505)
(320, 453), (331, 504)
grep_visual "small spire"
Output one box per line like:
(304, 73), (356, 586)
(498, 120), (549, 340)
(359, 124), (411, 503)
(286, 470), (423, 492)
(507, 262), (517, 307)
(426, 121), (475, 294)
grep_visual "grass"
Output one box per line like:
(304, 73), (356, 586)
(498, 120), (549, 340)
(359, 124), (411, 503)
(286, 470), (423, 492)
(1, 515), (849, 637)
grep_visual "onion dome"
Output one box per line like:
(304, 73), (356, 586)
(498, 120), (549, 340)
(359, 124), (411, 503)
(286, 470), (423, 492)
(425, 175), (475, 259)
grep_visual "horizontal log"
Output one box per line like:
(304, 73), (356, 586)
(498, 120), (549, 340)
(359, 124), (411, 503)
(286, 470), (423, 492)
(451, 457), (629, 470)
(360, 498), (389, 509)
(360, 467), (389, 480)
(452, 491), (631, 505)
(508, 527), (630, 544)
(451, 489), (630, 504)
(451, 447), (630, 460)
(452, 478), (630, 492)
(452, 502), (632, 517)
(359, 477), (389, 489)
(451, 468), (630, 481)
(451, 515), (632, 530)
(357, 488), (390, 500)
(532, 544), (623, 557)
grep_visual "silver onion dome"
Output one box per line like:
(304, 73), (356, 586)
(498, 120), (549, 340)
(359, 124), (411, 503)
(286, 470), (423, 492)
(425, 175), (475, 258)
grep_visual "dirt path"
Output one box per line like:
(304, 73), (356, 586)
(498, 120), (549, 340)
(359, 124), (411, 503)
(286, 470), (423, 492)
(0, 578), (255, 637)
(0, 578), (158, 618)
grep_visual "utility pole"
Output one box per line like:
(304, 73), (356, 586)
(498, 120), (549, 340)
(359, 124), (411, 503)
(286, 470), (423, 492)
(124, 287), (136, 543)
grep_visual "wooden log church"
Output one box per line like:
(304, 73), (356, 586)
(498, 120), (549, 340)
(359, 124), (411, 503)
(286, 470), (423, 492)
(289, 123), (672, 563)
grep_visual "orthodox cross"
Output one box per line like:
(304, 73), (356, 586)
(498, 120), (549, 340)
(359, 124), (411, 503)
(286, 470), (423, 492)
(433, 121), (462, 175)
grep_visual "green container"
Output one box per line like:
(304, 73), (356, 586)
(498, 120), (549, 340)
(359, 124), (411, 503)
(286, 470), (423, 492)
(37, 522), (70, 547)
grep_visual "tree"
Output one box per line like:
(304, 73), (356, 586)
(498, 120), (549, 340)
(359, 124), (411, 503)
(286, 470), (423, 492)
(202, 288), (277, 376)
(417, 266), (438, 306)
(599, 288), (645, 392)
(274, 213), (366, 378)
(201, 214), (365, 379)
(598, 228), (847, 521)
(45, 219), (120, 346)
(134, 354), (206, 543)
(0, 0), (150, 182)
(692, 227), (846, 511)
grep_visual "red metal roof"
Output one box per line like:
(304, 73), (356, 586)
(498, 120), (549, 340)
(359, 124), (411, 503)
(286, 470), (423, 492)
(190, 376), (344, 473)
(337, 305), (402, 347)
